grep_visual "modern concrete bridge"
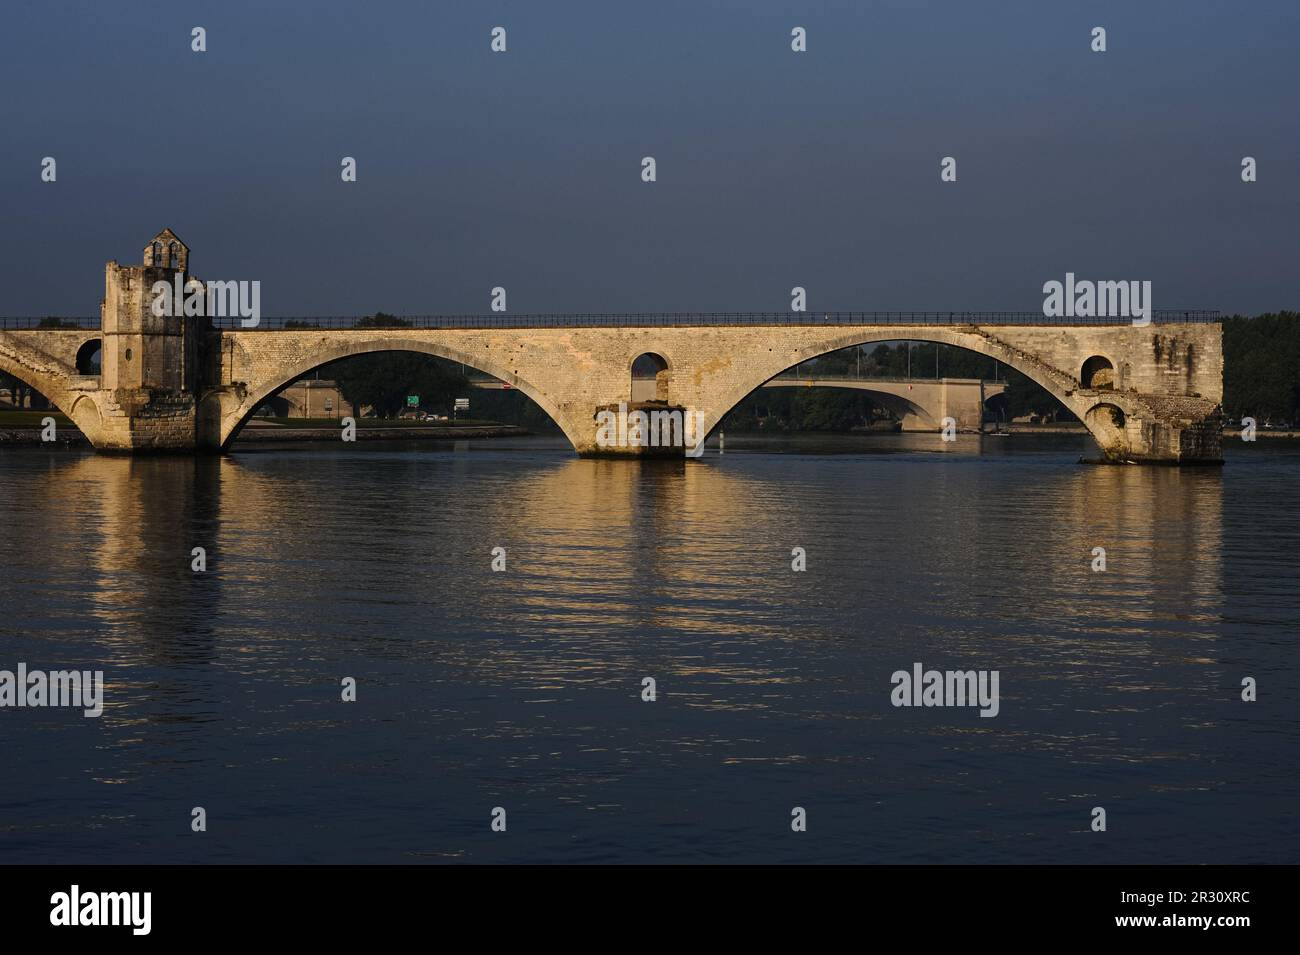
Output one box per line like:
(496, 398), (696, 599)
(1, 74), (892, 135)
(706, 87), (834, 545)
(0, 230), (1224, 463)
(473, 373), (1003, 432)
(762, 376), (1006, 431)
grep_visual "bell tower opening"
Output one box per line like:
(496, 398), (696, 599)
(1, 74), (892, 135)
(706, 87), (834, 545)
(142, 228), (189, 272)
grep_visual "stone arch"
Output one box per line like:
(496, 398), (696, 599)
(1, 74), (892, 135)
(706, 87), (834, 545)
(0, 352), (69, 413)
(67, 394), (102, 438)
(215, 336), (578, 450)
(1084, 403), (1129, 460)
(630, 352), (670, 402)
(75, 338), (102, 375)
(0, 349), (105, 443)
(1080, 354), (1115, 390)
(698, 327), (1130, 459)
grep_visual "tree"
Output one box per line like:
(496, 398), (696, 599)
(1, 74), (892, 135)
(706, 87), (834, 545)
(1223, 311), (1300, 424)
(329, 313), (468, 418)
(1001, 369), (1062, 419)
(465, 387), (561, 432)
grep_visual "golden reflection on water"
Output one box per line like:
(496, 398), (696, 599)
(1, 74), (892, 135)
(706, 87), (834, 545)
(27, 443), (1225, 704)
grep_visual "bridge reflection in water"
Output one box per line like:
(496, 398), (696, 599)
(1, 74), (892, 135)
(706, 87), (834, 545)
(3, 437), (1275, 864)
(20, 443), (1226, 678)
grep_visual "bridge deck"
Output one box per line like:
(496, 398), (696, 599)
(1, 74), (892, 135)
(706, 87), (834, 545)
(0, 310), (1219, 331)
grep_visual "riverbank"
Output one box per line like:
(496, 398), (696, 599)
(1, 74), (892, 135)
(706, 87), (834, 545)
(1001, 422), (1087, 435)
(4, 422), (1298, 449)
(0, 422), (529, 447)
(235, 423), (529, 442)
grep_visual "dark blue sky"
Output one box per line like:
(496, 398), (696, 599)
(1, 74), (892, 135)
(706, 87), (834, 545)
(2, 0), (1296, 316)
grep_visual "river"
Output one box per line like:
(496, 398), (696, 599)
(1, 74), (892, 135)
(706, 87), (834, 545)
(0, 434), (1296, 863)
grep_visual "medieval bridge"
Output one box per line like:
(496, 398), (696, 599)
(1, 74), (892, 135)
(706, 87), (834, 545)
(0, 231), (1224, 463)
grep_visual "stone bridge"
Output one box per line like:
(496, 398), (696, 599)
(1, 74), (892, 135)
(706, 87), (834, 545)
(0, 230), (1224, 463)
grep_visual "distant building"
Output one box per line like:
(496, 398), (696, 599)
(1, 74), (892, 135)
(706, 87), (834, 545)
(256, 378), (355, 418)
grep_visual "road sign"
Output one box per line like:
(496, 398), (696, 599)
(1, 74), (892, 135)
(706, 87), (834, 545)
(407, 395), (419, 407)
(454, 398), (469, 411)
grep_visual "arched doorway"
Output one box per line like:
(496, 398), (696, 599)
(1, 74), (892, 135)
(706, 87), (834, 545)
(1080, 355), (1115, 390)
(631, 353), (669, 402)
(76, 339), (102, 375)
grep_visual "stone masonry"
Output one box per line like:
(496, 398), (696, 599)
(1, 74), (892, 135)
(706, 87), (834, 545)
(0, 232), (1224, 463)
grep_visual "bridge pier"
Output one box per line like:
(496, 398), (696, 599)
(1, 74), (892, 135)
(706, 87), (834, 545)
(1079, 394), (1223, 464)
(582, 401), (706, 458)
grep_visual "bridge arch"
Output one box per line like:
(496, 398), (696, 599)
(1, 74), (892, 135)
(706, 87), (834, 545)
(698, 327), (1132, 459)
(0, 348), (104, 441)
(0, 354), (64, 411)
(213, 336), (577, 450)
(68, 394), (102, 437)
(1083, 402), (1128, 457)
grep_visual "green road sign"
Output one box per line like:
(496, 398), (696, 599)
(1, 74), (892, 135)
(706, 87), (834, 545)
(406, 395), (419, 407)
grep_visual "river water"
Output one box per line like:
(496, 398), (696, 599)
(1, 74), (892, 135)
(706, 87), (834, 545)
(0, 434), (1296, 863)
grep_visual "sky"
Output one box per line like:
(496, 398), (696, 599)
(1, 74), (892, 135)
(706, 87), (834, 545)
(1, 0), (1297, 317)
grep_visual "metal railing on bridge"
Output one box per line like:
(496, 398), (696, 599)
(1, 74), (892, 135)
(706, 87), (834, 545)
(768, 373), (1004, 383)
(0, 317), (101, 330)
(0, 310), (1220, 331)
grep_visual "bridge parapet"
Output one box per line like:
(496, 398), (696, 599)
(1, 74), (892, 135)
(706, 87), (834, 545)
(0, 310), (1222, 331)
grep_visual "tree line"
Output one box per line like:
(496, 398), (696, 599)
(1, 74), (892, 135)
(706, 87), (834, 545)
(1222, 311), (1300, 425)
